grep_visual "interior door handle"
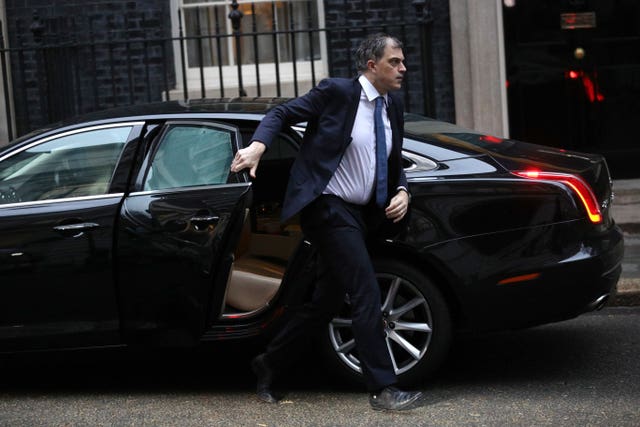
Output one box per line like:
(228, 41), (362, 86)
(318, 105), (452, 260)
(190, 215), (220, 223)
(190, 215), (220, 231)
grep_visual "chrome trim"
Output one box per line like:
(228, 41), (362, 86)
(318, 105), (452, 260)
(402, 151), (438, 172)
(0, 193), (125, 209)
(130, 182), (251, 197)
(586, 294), (610, 312)
(53, 222), (100, 232)
(409, 176), (439, 182)
(220, 304), (271, 320)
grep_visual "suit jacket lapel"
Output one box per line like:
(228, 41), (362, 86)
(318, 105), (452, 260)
(342, 78), (362, 144)
(387, 94), (401, 153)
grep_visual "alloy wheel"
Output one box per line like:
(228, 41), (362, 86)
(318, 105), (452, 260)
(328, 273), (433, 375)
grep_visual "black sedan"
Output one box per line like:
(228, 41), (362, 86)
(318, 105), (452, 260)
(0, 99), (624, 385)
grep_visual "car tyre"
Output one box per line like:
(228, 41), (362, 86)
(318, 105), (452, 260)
(319, 258), (452, 387)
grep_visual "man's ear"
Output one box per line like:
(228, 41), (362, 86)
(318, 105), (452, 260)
(367, 59), (377, 72)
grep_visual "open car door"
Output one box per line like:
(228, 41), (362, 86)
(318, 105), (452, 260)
(116, 120), (250, 345)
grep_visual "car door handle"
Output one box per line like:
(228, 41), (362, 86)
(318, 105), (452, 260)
(53, 222), (100, 237)
(53, 222), (100, 232)
(53, 222), (100, 231)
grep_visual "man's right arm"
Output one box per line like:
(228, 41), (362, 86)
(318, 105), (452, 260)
(232, 78), (337, 178)
(251, 78), (335, 145)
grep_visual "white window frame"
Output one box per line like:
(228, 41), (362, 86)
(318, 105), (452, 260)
(169, 0), (328, 98)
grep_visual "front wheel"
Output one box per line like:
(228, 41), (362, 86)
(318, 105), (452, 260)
(320, 259), (452, 387)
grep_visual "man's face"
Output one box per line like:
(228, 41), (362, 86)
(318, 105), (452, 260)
(369, 40), (406, 94)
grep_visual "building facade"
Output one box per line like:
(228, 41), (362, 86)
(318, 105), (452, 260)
(0, 0), (457, 139)
(1, 0), (637, 178)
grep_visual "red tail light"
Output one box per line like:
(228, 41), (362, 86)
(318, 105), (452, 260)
(513, 170), (603, 224)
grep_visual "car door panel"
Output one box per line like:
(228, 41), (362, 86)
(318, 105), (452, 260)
(116, 121), (250, 346)
(0, 197), (125, 349)
(0, 123), (142, 351)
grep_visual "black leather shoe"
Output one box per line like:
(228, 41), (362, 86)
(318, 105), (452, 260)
(369, 387), (423, 411)
(251, 353), (279, 404)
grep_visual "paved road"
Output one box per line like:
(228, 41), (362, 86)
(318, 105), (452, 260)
(617, 231), (640, 305)
(1, 307), (638, 426)
(622, 232), (639, 280)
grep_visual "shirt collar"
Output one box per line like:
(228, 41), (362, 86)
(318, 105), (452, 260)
(358, 74), (388, 104)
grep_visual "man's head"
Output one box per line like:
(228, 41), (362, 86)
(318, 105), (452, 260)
(356, 33), (406, 95)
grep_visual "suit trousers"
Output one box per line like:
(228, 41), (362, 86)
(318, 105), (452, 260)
(264, 195), (397, 391)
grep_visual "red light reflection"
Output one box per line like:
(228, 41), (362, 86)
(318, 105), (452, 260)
(480, 135), (503, 144)
(565, 70), (605, 103)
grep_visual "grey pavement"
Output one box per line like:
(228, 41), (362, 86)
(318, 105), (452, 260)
(610, 179), (640, 306)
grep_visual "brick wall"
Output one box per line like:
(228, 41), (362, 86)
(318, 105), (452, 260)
(323, 0), (455, 122)
(2, 0), (454, 135)
(4, 0), (173, 135)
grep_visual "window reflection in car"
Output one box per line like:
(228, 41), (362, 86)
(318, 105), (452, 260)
(0, 126), (132, 204)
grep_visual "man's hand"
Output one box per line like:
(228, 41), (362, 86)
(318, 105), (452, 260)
(385, 189), (410, 223)
(230, 141), (267, 178)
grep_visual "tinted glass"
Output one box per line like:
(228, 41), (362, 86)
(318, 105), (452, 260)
(144, 124), (233, 191)
(0, 126), (131, 204)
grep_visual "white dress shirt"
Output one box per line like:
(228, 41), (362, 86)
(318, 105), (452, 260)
(323, 75), (392, 205)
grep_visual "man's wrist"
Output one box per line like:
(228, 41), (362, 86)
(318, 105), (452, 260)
(250, 140), (268, 153)
(397, 186), (411, 202)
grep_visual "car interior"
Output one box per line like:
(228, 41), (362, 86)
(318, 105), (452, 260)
(0, 142), (127, 203)
(221, 127), (303, 317)
(0, 126), (131, 204)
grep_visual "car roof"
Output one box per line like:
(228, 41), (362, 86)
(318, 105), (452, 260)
(3, 98), (290, 148)
(3, 98), (601, 177)
(63, 98), (290, 124)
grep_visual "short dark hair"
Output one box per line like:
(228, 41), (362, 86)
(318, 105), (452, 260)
(355, 33), (403, 72)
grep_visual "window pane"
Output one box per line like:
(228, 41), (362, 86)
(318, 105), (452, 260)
(183, 1), (321, 68)
(144, 124), (233, 191)
(238, 2), (277, 64)
(185, 5), (229, 67)
(275, 1), (321, 63)
(0, 127), (131, 204)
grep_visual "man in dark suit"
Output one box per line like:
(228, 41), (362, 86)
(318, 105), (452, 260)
(230, 33), (421, 411)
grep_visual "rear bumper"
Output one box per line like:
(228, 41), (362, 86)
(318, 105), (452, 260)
(575, 263), (621, 313)
(459, 224), (625, 332)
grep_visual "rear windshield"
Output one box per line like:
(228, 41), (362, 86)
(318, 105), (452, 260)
(404, 113), (517, 154)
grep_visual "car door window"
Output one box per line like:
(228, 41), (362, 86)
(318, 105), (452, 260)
(0, 126), (132, 204)
(144, 124), (233, 191)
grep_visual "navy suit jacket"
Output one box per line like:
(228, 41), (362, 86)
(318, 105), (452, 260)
(251, 77), (408, 222)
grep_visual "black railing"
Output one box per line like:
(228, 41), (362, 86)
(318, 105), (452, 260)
(0, 2), (434, 142)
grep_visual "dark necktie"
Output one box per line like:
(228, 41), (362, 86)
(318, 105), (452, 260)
(374, 96), (388, 208)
